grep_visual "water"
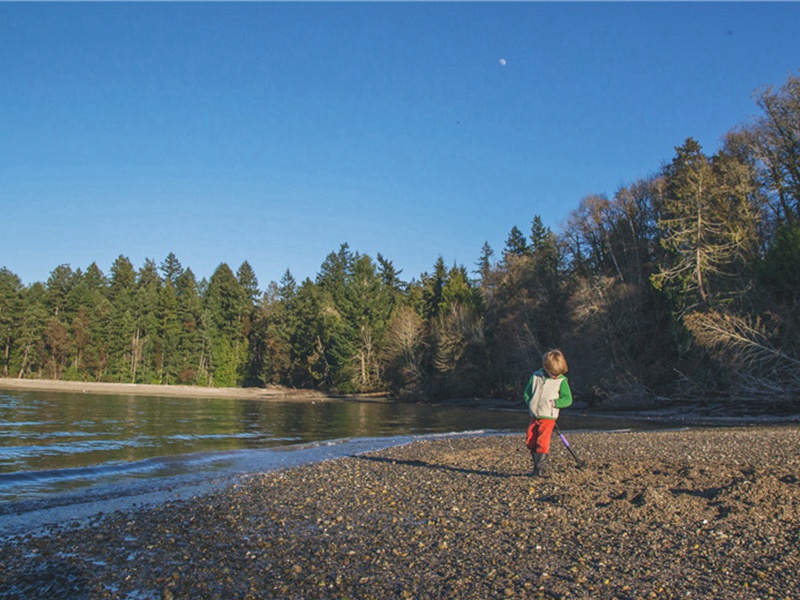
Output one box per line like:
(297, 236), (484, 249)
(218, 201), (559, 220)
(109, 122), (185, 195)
(0, 389), (667, 507)
(0, 390), (524, 502)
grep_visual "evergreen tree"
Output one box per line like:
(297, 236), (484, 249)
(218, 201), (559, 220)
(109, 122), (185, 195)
(15, 284), (49, 379)
(653, 138), (757, 314)
(421, 257), (448, 320)
(237, 261), (260, 306)
(377, 253), (404, 290)
(761, 223), (800, 305)
(290, 278), (328, 388)
(247, 280), (293, 386)
(84, 262), (107, 290)
(69, 307), (92, 380)
(160, 253), (184, 285)
(130, 259), (161, 382)
(0, 268), (24, 377)
(350, 253), (394, 390)
(503, 225), (529, 258)
(109, 255), (136, 300)
(315, 245), (358, 391)
(205, 263), (248, 386)
(157, 276), (180, 384)
(278, 269), (297, 301)
(441, 264), (479, 312)
(107, 256), (137, 382)
(476, 241), (494, 282)
(43, 316), (69, 379)
(57, 265), (110, 380)
(530, 215), (560, 284)
(45, 264), (77, 318)
(175, 268), (208, 384)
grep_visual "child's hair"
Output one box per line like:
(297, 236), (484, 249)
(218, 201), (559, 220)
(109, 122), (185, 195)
(543, 349), (568, 377)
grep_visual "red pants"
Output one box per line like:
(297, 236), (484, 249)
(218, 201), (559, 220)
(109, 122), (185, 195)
(526, 418), (555, 454)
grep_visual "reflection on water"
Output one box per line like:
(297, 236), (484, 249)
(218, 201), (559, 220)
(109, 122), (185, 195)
(1, 390), (534, 502)
(0, 390), (526, 474)
(0, 389), (671, 503)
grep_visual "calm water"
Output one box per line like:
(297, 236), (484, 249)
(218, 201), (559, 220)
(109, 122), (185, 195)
(0, 389), (657, 504)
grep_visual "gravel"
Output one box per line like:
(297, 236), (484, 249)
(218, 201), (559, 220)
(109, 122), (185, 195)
(1, 426), (798, 600)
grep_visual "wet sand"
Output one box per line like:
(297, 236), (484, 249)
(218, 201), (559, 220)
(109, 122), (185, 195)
(1, 426), (798, 599)
(0, 378), (335, 402)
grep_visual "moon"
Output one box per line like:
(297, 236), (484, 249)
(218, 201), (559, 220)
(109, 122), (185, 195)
(499, 58), (507, 66)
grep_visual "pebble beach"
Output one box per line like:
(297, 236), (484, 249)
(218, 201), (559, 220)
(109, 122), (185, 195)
(1, 426), (799, 599)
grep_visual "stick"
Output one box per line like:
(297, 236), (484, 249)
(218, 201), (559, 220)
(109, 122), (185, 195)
(554, 422), (586, 469)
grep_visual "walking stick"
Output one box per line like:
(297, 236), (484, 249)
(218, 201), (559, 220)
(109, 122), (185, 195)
(554, 422), (586, 469)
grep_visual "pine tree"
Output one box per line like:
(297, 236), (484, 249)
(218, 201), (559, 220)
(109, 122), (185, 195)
(129, 259), (161, 382)
(84, 262), (107, 290)
(441, 264), (479, 312)
(421, 257), (448, 320)
(476, 241), (494, 282)
(160, 253), (184, 285)
(247, 280), (293, 386)
(56, 264), (109, 380)
(504, 225), (529, 258)
(107, 256), (137, 382)
(315, 245), (358, 390)
(237, 261), (260, 306)
(278, 269), (297, 301)
(0, 268), (24, 377)
(377, 253), (404, 291)
(175, 268), (207, 384)
(15, 284), (49, 379)
(290, 278), (328, 388)
(157, 277), (180, 384)
(205, 263), (248, 386)
(45, 264), (77, 318)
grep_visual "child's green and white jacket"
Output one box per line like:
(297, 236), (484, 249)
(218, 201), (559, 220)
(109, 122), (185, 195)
(524, 369), (573, 419)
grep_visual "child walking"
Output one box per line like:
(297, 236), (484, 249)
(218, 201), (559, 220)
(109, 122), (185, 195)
(523, 349), (572, 477)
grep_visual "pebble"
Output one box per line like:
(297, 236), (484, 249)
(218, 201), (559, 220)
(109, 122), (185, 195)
(0, 427), (798, 599)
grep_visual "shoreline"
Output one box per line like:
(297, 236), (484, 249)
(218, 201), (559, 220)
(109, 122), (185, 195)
(0, 377), (340, 402)
(0, 377), (518, 410)
(0, 434), (433, 539)
(1, 426), (798, 599)
(5, 377), (800, 421)
(6, 377), (800, 425)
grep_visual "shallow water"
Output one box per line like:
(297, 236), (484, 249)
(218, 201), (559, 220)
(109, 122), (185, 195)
(0, 389), (669, 505)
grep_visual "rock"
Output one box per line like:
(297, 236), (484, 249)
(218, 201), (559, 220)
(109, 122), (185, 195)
(0, 427), (798, 599)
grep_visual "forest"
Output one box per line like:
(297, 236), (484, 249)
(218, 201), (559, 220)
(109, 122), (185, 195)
(1, 74), (798, 410)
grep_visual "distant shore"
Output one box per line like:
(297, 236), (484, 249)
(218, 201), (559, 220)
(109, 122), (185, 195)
(0, 377), (520, 410)
(0, 377), (335, 402)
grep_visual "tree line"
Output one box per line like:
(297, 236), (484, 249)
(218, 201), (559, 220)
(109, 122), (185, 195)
(1, 74), (798, 408)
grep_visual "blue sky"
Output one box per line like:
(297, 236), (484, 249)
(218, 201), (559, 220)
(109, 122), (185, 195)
(2, 2), (799, 289)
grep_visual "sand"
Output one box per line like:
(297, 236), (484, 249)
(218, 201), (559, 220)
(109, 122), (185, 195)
(1, 426), (798, 599)
(0, 378), (335, 402)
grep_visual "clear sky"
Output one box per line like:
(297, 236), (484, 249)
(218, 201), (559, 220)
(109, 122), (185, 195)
(2, 2), (799, 289)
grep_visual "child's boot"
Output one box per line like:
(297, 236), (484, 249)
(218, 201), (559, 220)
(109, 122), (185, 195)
(533, 452), (549, 478)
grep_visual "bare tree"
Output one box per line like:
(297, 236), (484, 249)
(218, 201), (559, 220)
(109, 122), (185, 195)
(685, 310), (800, 371)
(743, 75), (800, 225)
(382, 306), (426, 395)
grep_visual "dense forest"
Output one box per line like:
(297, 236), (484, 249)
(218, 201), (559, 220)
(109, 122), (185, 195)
(1, 75), (799, 409)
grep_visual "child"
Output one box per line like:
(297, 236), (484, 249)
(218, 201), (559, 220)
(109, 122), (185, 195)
(523, 349), (572, 477)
